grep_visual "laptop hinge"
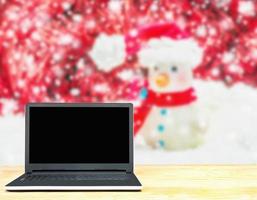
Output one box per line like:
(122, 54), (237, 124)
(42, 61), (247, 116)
(30, 169), (127, 174)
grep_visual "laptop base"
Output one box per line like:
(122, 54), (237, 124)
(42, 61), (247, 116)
(6, 185), (142, 191)
(6, 173), (142, 191)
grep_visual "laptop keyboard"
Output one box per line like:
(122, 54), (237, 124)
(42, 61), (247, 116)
(22, 174), (128, 181)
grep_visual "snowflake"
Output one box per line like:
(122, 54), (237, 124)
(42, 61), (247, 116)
(129, 29), (138, 37)
(229, 64), (243, 74)
(252, 49), (257, 59)
(70, 88), (80, 96)
(0, 99), (18, 115)
(85, 20), (96, 29)
(76, 59), (85, 69)
(6, 29), (15, 38)
(24, 54), (35, 67)
(209, 27), (217, 36)
(86, 8), (92, 14)
(165, 12), (173, 20)
(215, 0), (231, 8)
(238, 1), (255, 16)
(150, 2), (158, 12)
(108, 0), (122, 13)
(13, 52), (21, 60)
(52, 53), (63, 62)
(196, 25), (207, 37)
(17, 79), (25, 88)
(223, 52), (235, 63)
(73, 14), (82, 22)
(59, 34), (73, 45)
(31, 32), (41, 41)
(20, 18), (32, 34)
(117, 70), (134, 81)
(54, 79), (61, 86)
(5, 9), (19, 20)
(94, 84), (109, 93)
(32, 86), (40, 95)
(62, 2), (72, 11)
(211, 68), (220, 77)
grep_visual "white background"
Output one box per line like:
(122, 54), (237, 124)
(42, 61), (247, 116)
(1, 80), (257, 165)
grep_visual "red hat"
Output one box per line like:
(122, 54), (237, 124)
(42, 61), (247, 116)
(125, 23), (202, 69)
(125, 23), (190, 55)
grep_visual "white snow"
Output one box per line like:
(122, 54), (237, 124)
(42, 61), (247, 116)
(0, 100), (18, 116)
(136, 80), (257, 164)
(1, 80), (257, 165)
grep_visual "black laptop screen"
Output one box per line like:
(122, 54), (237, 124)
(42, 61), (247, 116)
(29, 106), (130, 163)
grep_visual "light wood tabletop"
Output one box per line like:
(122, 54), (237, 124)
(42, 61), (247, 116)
(1, 165), (257, 199)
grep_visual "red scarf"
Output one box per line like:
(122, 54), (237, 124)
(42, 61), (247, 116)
(134, 87), (197, 134)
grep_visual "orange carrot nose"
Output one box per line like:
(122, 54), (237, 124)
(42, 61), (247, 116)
(155, 73), (170, 88)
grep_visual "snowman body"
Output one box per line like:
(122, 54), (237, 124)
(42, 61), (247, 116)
(140, 103), (205, 150)
(137, 36), (206, 150)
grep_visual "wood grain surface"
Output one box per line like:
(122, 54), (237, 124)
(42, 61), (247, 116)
(1, 165), (257, 199)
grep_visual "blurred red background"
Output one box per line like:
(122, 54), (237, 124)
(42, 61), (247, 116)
(0, 0), (256, 114)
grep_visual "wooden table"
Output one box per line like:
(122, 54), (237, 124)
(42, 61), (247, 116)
(1, 165), (257, 199)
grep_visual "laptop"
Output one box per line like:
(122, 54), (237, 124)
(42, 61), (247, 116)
(6, 103), (142, 191)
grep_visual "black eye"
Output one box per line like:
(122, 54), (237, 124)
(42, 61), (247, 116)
(171, 66), (178, 72)
(154, 66), (159, 71)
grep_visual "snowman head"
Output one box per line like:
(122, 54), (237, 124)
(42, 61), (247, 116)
(127, 23), (203, 93)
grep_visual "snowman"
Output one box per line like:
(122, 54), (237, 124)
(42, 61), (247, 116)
(89, 23), (207, 151)
(128, 23), (207, 150)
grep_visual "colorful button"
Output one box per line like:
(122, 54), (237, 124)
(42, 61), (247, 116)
(158, 140), (165, 147)
(139, 87), (148, 99)
(157, 124), (165, 132)
(160, 109), (167, 116)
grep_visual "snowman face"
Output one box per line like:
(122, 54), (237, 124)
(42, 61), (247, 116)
(138, 37), (202, 93)
(148, 62), (193, 93)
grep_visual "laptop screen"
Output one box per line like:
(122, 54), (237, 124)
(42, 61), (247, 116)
(29, 106), (130, 164)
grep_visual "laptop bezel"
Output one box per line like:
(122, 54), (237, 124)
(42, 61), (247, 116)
(25, 103), (134, 173)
